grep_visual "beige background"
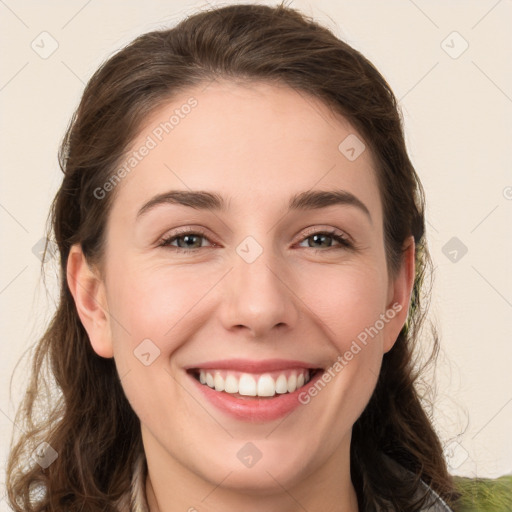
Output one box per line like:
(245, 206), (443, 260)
(1, 0), (511, 505)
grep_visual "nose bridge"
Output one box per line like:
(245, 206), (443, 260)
(220, 234), (297, 336)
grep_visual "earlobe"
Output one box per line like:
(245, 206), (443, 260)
(66, 244), (114, 359)
(382, 236), (416, 353)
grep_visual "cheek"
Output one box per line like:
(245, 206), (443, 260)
(107, 260), (224, 347)
(104, 262), (209, 435)
(301, 261), (389, 344)
(299, 262), (389, 400)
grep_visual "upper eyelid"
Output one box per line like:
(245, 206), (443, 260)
(299, 225), (351, 242)
(160, 227), (216, 244)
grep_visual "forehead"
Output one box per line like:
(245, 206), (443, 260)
(109, 79), (382, 223)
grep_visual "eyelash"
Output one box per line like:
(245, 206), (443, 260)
(157, 227), (354, 254)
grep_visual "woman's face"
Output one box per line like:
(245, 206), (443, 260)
(70, 80), (413, 499)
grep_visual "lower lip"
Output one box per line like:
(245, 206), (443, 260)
(188, 370), (324, 422)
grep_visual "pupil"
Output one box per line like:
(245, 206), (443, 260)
(312, 234), (328, 247)
(181, 235), (198, 248)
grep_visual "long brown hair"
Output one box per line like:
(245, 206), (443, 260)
(6, 3), (459, 510)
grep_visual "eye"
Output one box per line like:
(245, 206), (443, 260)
(158, 229), (214, 253)
(297, 229), (353, 251)
(158, 227), (353, 254)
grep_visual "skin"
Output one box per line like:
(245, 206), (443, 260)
(67, 80), (415, 512)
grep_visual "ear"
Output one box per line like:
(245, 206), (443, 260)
(66, 243), (114, 358)
(382, 235), (416, 353)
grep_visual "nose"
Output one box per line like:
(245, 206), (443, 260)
(218, 243), (299, 339)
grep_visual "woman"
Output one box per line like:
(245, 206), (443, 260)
(6, 3), (460, 511)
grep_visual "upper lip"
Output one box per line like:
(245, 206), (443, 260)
(184, 358), (323, 373)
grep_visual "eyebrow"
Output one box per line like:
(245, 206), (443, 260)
(136, 189), (372, 223)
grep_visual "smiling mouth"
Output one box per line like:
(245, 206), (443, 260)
(188, 368), (324, 398)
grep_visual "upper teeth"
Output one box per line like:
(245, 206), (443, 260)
(198, 369), (311, 397)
